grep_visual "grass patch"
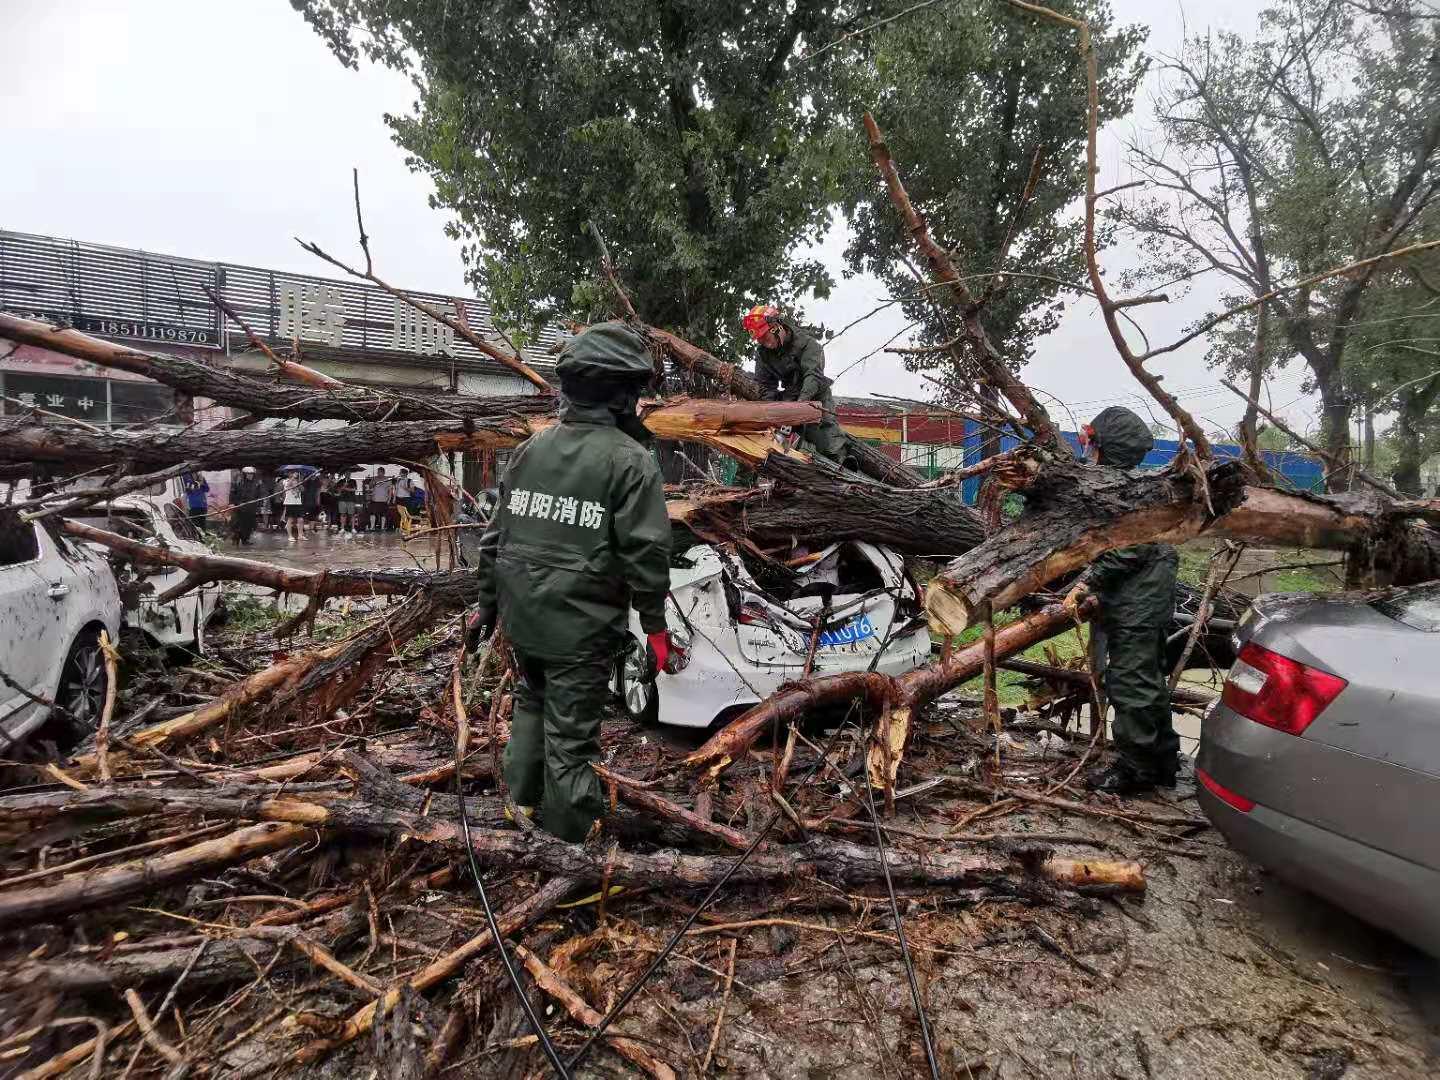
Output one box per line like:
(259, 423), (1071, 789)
(1177, 545), (1210, 587)
(949, 611), (1090, 706)
(221, 594), (282, 633)
(1266, 565), (1337, 594)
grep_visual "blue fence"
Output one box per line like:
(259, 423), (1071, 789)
(957, 423), (1324, 504)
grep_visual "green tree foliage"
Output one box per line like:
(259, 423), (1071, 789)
(1117, 0), (1440, 483)
(291, 0), (885, 348)
(1337, 261), (1440, 493)
(840, 0), (1144, 399)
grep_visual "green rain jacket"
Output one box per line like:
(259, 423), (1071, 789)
(474, 400), (671, 662)
(1079, 407), (1177, 629)
(753, 316), (833, 406)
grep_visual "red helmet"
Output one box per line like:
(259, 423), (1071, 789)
(742, 303), (780, 341)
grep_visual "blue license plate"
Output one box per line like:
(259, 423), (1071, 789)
(818, 613), (876, 648)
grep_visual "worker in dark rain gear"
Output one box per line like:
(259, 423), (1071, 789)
(743, 304), (848, 464)
(1063, 406), (1180, 795)
(468, 322), (674, 842)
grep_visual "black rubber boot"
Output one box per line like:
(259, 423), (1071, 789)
(1084, 761), (1159, 796)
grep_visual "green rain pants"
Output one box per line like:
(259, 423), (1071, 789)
(503, 650), (610, 843)
(1096, 624), (1180, 779)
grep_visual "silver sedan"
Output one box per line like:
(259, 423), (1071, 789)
(1196, 584), (1440, 957)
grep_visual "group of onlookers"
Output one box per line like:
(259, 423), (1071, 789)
(180, 468), (427, 545)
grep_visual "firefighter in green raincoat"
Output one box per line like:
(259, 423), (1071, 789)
(743, 304), (848, 464)
(468, 322), (675, 842)
(1063, 406), (1181, 795)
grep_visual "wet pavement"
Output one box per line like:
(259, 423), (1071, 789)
(214, 524), (446, 573)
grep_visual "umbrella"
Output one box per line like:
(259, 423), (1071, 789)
(278, 464), (319, 475)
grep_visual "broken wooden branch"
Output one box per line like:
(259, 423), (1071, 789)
(0, 822), (312, 928)
(863, 110), (1061, 450)
(686, 599), (1096, 782)
(0, 312), (552, 425)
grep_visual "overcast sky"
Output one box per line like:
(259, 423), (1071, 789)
(1, 0), (1316, 438)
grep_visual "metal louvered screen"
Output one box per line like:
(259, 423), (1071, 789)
(0, 231), (223, 347)
(0, 229), (568, 366)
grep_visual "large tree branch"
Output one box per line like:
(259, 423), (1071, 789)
(862, 111), (1062, 450)
(0, 313), (552, 424)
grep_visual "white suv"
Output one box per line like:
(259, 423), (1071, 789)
(0, 514), (121, 750)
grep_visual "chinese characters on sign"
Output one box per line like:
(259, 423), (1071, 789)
(506, 489), (605, 530)
(0, 373), (175, 427)
(273, 280), (460, 356)
(277, 282), (346, 347)
(393, 299), (457, 355)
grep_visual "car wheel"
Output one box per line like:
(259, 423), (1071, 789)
(615, 636), (659, 726)
(57, 630), (110, 740)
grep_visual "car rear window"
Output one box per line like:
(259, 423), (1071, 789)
(1373, 583), (1440, 632)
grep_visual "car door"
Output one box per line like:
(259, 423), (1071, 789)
(0, 521), (74, 744)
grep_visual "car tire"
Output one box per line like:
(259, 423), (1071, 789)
(56, 629), (110, 741)
(615, 635), (659, 726)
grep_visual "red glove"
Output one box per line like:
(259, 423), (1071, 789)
(647, 631), (672, 676)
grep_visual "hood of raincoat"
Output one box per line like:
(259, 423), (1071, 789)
(1089, 406), (1153, 469)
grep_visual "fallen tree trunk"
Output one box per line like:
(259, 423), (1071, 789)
(685, 600), (1094, 781)
(0, 312), (553, 424)
(929, 468), (1440, 631)
(0, 399), (818, 474)
(645, 324), (925, 489)
(64, 519), (475, 605)
(0, 415), (526, 473)
(741, 453), (982, 554)
(926, 457), (1249, 632)
(0, 821), (311, 928)
(3, 753), (1143, 898)
(1213, 485), (1440, 587)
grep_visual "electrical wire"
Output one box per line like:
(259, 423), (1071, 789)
(564, 702), (860, 1071)
(453, 650), (572, 1080)
(862, 749), (942, 1080)
(568, 575), (918, 1071)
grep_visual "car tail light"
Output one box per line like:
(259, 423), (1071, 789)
(1220, 641), (1347, 736)
(1196, 766), (1255, 813)
(737, 602), (770, 626)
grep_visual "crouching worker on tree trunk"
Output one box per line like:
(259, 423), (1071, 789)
(743, 304), (849, 466)
(467, 322), (673, 842)
(1063, 406), (1180, 796)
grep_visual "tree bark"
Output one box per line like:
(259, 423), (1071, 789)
(63, 519), (475, 605)
(674, 453), (984, 557)
(0, 822), (311, 928)
(0, 312), (554, 424)
(0, 398), (818, 474)
(926, 458), (1248, 632)
(3, 754), (1144, 898)
(685, 600), (1094, 781)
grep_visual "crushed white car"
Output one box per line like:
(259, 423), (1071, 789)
(72, 496), (222, 651)
(0, 514), (121, 750)
(616, 541), (930, 728)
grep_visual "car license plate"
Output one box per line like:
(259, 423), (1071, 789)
(818, 613), (876, 649)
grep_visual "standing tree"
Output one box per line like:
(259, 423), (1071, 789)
(1116, 0), (1440, 487)
(840, 0), (1145, 404)
(1339, 255), (1440, 493)
(292, 0), (890, 349)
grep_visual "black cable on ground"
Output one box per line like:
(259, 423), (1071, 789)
(565, 701), (860, 1072)
(862, 742), (942, 1080)
(454, 650), (573, 1080)
(568, 576), (919, 1071)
